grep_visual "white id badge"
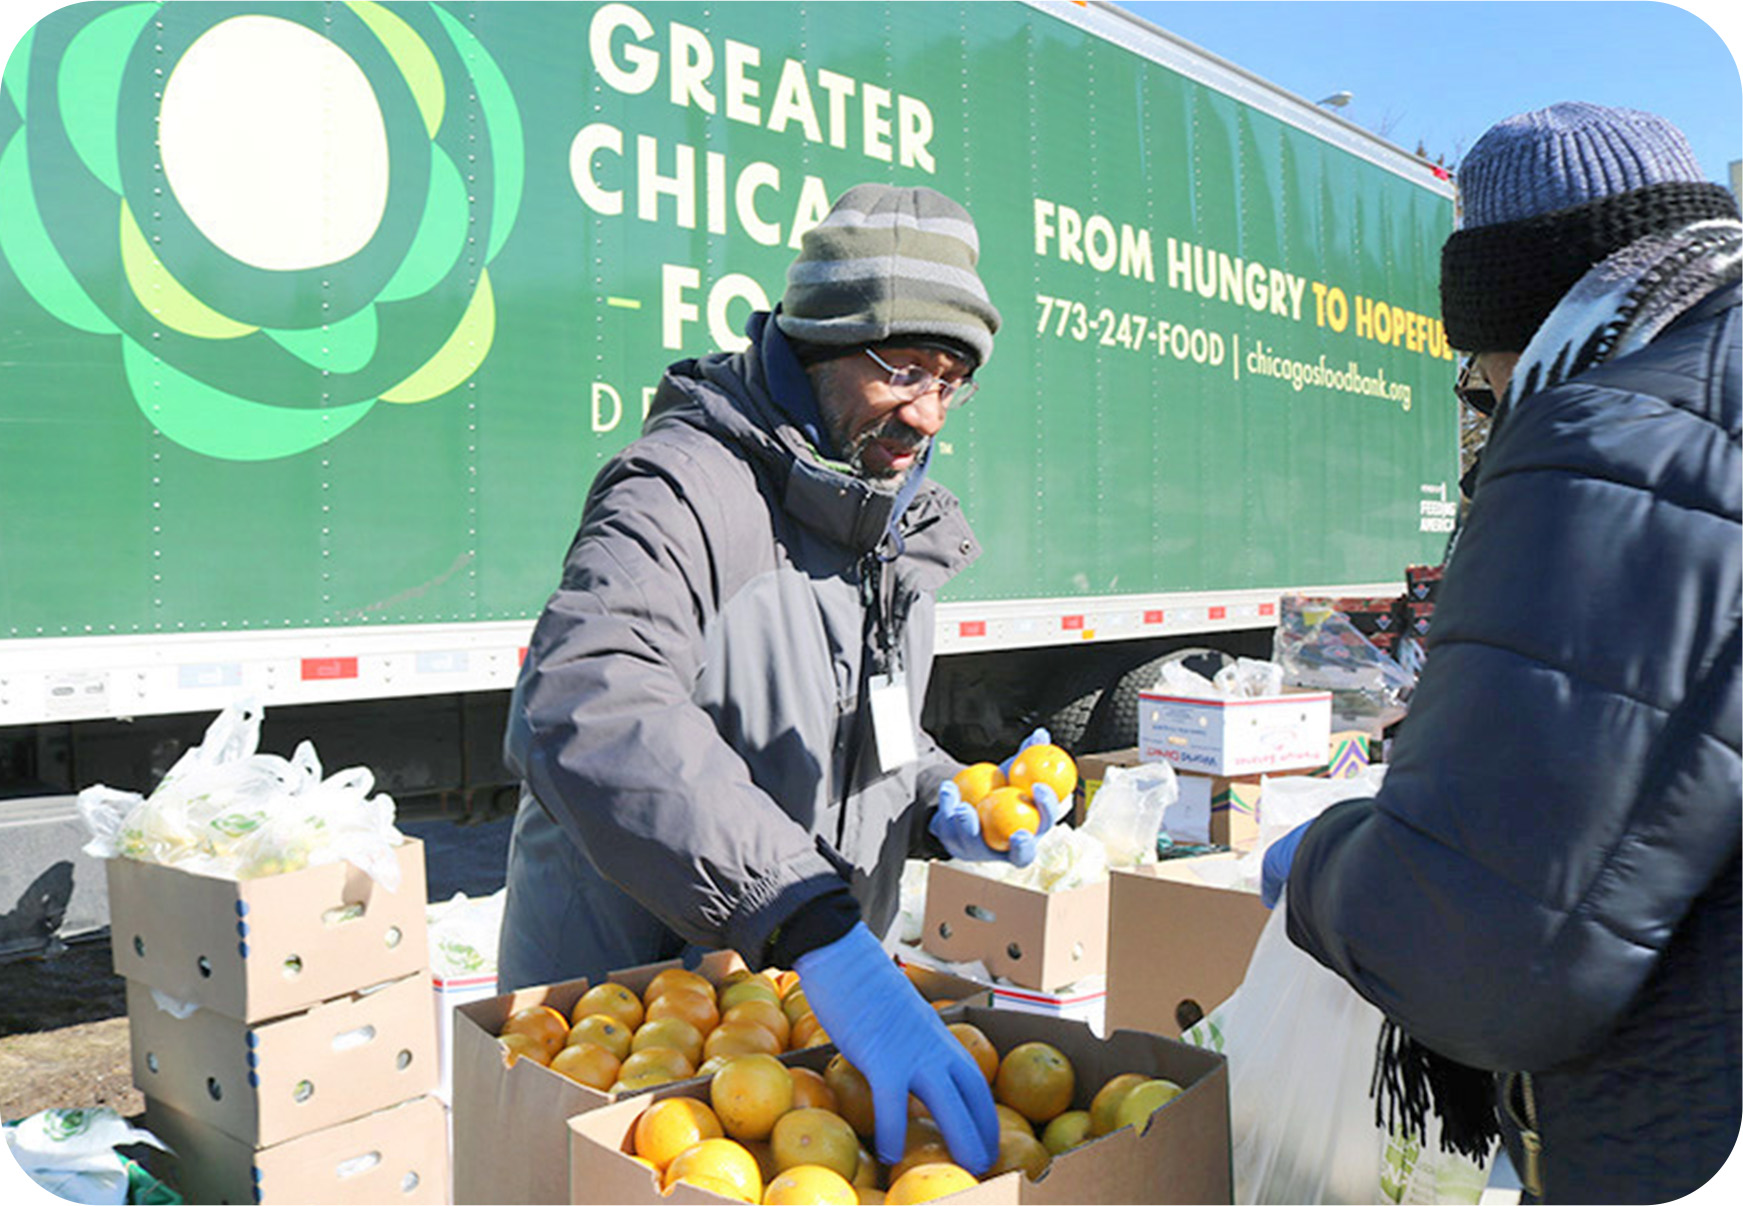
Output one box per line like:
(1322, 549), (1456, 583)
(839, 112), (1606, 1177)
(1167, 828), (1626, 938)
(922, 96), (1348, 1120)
(867, 672), (918, 771)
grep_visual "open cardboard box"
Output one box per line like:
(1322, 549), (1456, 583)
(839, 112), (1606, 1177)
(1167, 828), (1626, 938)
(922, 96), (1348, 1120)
(1104, 855), (1270, 1038)
(565, 1006), (1231, 1204)
(106, 838), (430, 1022)
(144, 1091), (448, 1205)
(1138, 689), (1332, 777)
(921, 862), (1108, 993)
(125, 969), (437, 1146)
(452, 947), (981, 1204)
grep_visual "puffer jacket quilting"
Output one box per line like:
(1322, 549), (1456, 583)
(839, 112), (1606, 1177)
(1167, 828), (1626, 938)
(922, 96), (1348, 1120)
(506, 314), (979, 967)
(1284, 286), (1741, 1203)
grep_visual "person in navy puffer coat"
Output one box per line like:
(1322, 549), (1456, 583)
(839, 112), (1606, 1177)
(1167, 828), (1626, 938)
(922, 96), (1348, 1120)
(1266, 103), (1741, 1203)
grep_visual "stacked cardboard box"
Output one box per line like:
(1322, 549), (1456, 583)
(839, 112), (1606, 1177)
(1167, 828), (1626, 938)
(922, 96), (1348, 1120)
(107, 840), (448, 1204)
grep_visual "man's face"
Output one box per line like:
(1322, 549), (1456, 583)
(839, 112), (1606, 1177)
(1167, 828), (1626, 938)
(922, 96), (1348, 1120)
(811, 345), (971, 483)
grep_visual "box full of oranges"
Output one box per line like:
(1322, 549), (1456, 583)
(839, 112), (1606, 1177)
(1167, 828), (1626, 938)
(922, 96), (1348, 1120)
(564, 1005), (1230, 1203)
(453, 948), (976, 1204)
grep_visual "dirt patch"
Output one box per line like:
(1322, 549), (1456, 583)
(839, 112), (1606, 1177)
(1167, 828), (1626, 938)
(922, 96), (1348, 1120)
(0, 937), (139, 1124)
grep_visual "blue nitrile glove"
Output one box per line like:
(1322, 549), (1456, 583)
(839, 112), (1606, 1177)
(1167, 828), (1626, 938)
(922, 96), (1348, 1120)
(1261, 821), (1312, 908)
(795, 922), (999, 1173)
(930, 779), (1062, 868)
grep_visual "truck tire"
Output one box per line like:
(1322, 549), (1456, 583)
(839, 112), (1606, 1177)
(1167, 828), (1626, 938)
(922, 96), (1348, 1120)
(1082, 647), (1233, 753)
(1037, 683), (1105, 755)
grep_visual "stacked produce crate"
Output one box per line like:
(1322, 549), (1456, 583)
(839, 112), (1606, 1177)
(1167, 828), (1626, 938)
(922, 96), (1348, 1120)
(107, 840), (448, 1204)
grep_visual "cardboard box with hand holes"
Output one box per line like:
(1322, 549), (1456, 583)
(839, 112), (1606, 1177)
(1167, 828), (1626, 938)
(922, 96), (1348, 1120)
(126, 970), (438, 1146)
(565, 1005), (1232, 1204)
(921, 861), (1109, 994)
(1105, 855), (1270, 1038)
(144, 1091), (448, 1205)
(105, 838), (430, 1022)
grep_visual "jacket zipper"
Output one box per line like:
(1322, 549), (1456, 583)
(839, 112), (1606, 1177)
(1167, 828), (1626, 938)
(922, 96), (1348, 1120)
(1503, 1070), (1544, 1199)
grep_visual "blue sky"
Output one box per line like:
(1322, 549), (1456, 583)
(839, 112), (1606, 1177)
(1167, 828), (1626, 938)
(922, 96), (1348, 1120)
(1114, 1), (1742, 187)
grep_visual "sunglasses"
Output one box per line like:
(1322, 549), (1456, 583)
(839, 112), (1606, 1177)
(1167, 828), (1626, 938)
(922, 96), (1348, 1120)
(1455, 357), (1497, 417)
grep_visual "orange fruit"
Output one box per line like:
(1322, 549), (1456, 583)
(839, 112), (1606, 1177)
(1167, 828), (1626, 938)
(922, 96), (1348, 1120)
(790, 1011), (830, 1049)
(567, 1013), (633, 1060)
(704, 1019), (784, 1062)
(570, 981), (645, 1030)
(994, 1103), (1034, 1136)
(1006, 742), (1077, 801)
(663, 1137), (763, 1201)
(631, 1016), (707, 1069)
(774, 969), (802, 998)
(717, 976), (783, 1013)
(1087, 1072), (1151, 1136)
(1040, 1109), (1092, 1154)
(500, 1004), (571, 1060)
(947, 1023), (998, 1084)
(852, 1144), (879, 1189)
(497, 1032), (551, 1068)
(549, 1040), (621, 1090)
(633, 1095), (725, 1171)
(977, 786), (1041, 853)
(710, 1052), (795, 1142)
(644, 966), (714, 1006)
(647, 985), (722, 1036)
(789, 1066), (838, 1113)
(770, 1107), (860, 1181)
(988, 1126), (1051, 1179)
(722, 998), (792, 1049)
(780, 987), (812, 1026)
(885, 1162), (977, 1205)
(994, 1041), (1075, 1125)
(824, 1054), (876, 1139)
(951, 762), (1007, 807)
(1112, 1078), (1184, 1133)
(617, 1044), (696, 1086)
(886, 1142), (953, 1190)
(764, 1164), (859, 1205)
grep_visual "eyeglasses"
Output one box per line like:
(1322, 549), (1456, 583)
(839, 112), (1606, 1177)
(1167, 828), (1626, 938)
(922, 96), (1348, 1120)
(864, 347), (979, 410)
(1455, 356), (1497, 416)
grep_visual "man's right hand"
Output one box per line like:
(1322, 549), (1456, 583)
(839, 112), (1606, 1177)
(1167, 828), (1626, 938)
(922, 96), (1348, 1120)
(794, 922), (999, 1174)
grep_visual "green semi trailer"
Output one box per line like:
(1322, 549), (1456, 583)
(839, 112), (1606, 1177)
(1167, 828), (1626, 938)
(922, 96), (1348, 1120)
(1, 0), (1457, 802)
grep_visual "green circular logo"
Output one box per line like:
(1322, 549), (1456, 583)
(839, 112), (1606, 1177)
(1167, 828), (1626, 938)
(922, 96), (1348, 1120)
(0, 2), (524, 460)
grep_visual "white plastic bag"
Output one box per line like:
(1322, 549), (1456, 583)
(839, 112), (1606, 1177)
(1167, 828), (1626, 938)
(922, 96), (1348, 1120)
(3, 1108), (168, 1206)
(1233, 765), (1387, 893)
(77, 698), (403, 888)
(1184, 904), (1490, 1204)
(1079, 761), (1178, 866)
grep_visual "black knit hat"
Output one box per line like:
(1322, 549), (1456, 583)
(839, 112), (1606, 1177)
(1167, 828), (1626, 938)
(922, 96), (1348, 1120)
(1441, 102), (1740, 353)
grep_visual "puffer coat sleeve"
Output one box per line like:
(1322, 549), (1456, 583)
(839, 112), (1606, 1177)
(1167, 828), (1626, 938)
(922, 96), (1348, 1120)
(1285, 291), (1741, 1075)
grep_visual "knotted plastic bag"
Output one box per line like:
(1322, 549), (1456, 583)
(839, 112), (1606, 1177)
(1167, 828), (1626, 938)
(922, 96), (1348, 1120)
(77, 698), (403, 888)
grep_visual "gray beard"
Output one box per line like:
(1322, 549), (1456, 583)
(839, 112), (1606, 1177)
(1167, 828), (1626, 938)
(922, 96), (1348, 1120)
(841, 418), (930, 487)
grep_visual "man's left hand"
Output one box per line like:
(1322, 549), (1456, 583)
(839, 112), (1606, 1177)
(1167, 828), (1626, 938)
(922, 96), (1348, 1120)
(930, 779), (1063, 869)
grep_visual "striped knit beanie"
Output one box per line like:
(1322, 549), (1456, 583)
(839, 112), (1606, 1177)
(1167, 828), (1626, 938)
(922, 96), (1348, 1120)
(778, 184), (1001, 367)
(1441, 102), (1739, 352)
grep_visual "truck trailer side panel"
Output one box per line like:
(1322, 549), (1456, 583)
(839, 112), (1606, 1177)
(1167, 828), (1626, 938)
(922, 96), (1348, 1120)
(0, 1), (1456, 726)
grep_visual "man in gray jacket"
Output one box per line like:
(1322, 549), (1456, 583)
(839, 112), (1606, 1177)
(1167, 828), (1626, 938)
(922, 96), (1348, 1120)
(498, 184), (1050, 1174)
